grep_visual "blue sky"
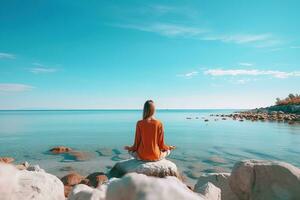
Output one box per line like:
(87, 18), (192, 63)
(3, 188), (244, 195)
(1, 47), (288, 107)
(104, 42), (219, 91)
(0, 0), (300, 109)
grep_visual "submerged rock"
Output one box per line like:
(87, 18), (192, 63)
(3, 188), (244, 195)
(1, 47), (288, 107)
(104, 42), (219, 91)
(229, 160), (300, 200)
(0, 163), (65, 200)
(49, 146), (92, 162)
(66, 151), (92, 161)
(106, 173), (205, 200)
(50, 146), (72, 154)
(109, 158), (180, 178)
(203, 156), (227, 165)
(96, 148), (121, 157)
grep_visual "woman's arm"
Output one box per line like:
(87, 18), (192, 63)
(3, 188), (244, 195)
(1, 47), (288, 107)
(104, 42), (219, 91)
(126, 122), (141, 152)
(158, 123), (171, 151)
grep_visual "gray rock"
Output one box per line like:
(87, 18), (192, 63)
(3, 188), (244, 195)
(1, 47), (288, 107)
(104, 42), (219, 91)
(194, 173), (238, 200)
(196, 182), (221, 200)
(229, 160), (300, 200)
(109, 158), (180, 178)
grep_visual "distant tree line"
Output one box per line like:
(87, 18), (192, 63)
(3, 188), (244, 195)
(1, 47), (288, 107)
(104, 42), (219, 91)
(275, 94), (300, 105)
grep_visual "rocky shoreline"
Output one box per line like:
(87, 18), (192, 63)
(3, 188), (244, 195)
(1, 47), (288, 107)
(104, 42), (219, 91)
(211, 111), (300, 124)
(1, 146), (300, 200)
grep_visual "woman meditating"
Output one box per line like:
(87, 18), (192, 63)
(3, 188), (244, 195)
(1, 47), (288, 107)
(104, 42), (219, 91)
(124, 100), (175, 161)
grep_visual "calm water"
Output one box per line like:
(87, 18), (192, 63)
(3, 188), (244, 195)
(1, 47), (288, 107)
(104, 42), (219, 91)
(0, 110), (300, 183)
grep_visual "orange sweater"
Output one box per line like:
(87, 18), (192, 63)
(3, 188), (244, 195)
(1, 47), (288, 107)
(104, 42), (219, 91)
(128, 119), (170, 161)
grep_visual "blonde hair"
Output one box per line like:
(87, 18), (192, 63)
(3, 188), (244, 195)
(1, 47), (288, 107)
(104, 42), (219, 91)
(143, 100), (155, 119)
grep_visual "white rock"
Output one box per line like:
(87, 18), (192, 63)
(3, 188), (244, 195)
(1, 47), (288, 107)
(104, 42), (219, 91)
(68, 184), (107, 200)
(109, 158), (179, 178)
(0, 163), (64, 200)
(194, 173), (238, 200)
(106, 173), (205, 200)
(229, 160), (300, 200)
(0, 163), (18, 200)
(196, 182), (221, 200)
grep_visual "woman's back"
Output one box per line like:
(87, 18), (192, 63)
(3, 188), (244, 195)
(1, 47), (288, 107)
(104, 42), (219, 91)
(125, 100), (174, 161)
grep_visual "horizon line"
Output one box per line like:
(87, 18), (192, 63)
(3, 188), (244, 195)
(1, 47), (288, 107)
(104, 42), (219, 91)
(0, 108), (248, 111)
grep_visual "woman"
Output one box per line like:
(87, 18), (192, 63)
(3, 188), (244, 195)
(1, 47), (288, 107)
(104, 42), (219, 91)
(124, 100), (175, 161)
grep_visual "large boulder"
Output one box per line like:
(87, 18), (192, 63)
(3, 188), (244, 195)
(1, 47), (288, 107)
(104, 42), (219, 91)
(68, 184), (107, 200)
(194, 173), (238, 200)
(106, 173), (205, 200)
(229, 160), (300, 200)
(109, 158), (180, 178)
(0, 163), (65, 200)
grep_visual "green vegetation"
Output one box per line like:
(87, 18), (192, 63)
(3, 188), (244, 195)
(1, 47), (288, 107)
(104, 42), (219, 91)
(276, 94), (300, 106)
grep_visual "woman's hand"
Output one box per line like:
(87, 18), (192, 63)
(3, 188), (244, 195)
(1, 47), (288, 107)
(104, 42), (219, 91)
(169, 145), (176, 150)
(124, 146), (131, 151)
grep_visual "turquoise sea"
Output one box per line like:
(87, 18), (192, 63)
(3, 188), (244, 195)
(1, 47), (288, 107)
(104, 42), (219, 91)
(0, 110), (300, 184)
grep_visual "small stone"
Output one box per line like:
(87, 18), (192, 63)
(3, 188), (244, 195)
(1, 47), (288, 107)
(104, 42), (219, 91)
(61, 172), (84, 186)
(86, 172), (108, 187)
(50, 146), (72, 154)
(0, 157), (14, 163)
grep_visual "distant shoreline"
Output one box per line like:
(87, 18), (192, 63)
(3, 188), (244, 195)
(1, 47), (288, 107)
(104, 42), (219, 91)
(0, 108), (245, 112)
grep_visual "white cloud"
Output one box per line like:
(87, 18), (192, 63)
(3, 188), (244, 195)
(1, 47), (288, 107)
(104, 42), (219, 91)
(0, 83), (34, 92)
(0, 52), (15, 59)
(30, 68), (57, 74)
(177, 71), (199, 78)
(238, 62), (253, 67)
(118, 23), (207, 37)
(116, 23), (281, 47)
(29, 63), (57, 74)
(204, 69), (300, 79)
(203, 34), (272, 44)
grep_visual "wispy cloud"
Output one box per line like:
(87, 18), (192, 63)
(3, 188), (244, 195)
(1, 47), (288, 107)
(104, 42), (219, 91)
(29, 63), (57, 74)
(116, 23), (281, 47)
(117, 23), (207, 37)
(177, 71), (199, 78)
(204, 69), (300, 79)
(0, 52), (15, 59)
(0, 83), (34, 92)
(202, 33), (273, 44)
(238, 62), (254, 67)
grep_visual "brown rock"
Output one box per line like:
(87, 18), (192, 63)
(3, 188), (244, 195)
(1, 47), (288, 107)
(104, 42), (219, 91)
(86, 172), (108, 187)
(80, 178), (89, 185)
(50, 146), (72, 154)
(64, 185), (73, 197)
(0, 157), (14, 163)
(61, 172), (84, 186)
